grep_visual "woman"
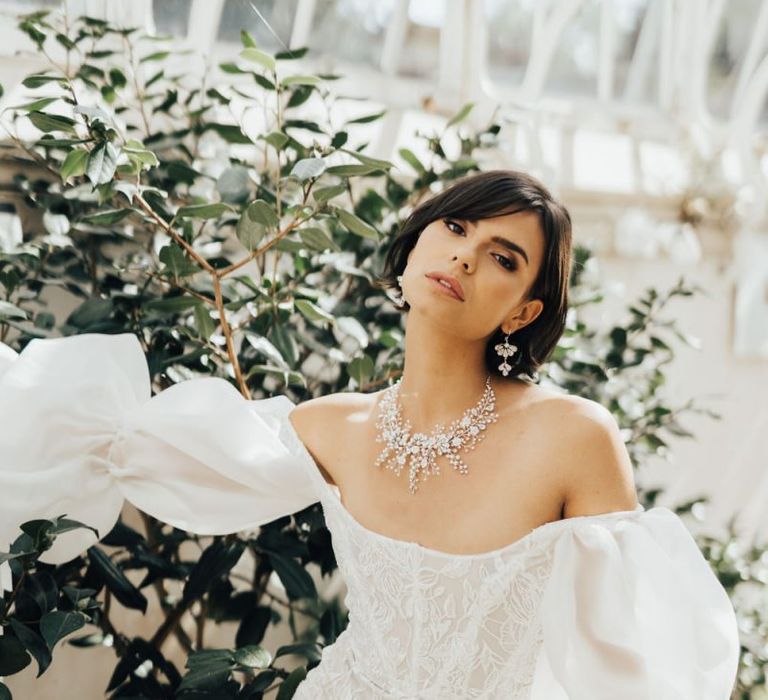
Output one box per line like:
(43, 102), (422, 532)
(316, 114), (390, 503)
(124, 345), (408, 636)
(0, 170), (740, 698)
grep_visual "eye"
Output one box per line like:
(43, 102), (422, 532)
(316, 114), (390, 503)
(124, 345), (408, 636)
(443, 218), (464, 235)
(493, 254), (516, 271)
(444, 219), (517, 272)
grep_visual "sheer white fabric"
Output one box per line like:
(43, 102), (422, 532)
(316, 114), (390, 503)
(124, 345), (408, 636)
(0, 333), (741, 699)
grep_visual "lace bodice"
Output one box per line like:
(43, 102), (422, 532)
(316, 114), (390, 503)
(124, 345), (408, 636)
(277, 412), (573, 697)
(0, 333), (741, 700)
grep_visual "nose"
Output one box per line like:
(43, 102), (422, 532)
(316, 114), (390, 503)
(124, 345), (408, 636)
(451, 252), (473, 273)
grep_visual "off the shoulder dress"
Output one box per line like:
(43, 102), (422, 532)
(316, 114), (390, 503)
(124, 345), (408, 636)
(0, 333), (741, 699)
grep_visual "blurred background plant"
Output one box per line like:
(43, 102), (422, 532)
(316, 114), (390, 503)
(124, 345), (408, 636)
(0, 8), (763, 700)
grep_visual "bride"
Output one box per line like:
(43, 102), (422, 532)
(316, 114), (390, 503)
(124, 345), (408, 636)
(0, 169), (740, 698)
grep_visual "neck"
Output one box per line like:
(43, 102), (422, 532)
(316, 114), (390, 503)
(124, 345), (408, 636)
(396, 310), (498, 430)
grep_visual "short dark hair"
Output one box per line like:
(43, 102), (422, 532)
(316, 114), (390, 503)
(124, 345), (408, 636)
(374, 169), (573, 382)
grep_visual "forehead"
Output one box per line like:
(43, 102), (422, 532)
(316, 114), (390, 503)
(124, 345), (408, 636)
(465, 211), (544, 261)
(468, 210), (541, 237)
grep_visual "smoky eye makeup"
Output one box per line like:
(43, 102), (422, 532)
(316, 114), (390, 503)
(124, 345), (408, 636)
(442, 219), (518, 272)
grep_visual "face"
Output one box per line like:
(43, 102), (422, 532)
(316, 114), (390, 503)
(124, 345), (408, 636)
(401, 211), (545, 340)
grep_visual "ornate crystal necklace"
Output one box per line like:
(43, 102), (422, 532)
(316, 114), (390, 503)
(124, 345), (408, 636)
(374, 374), (499, 494)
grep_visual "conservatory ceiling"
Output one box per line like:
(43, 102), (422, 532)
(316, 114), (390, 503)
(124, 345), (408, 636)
(0, 0), (766, 229)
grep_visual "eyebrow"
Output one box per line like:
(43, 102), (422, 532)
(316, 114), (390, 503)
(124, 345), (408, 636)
(461, 219), (529, 266)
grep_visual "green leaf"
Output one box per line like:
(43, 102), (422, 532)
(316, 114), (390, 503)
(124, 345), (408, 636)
(240, 48), (276, 72)
(446, 101), (475, 128)
(312, 184), (346, 203)
(176, 202), (231, 219)
(0, 636), (31, 675)
(27, 111), (77, 133)
(398, 147), (426, 174)
(158, 244), (199, 278)
(276, 46), (309, 60)
(34, 137), (89, 148)
(66, 298), (113, 329)
(40, 611), (86, 651)
(267, 552), (317, 600)
(339, 148), (393, 170)
(335, 208), (380, 239)
(60, 147), (89, 184)
(263, 131), (289, 151)
(298, 226), (337, 251)
(295, 299), (335, 326)
(276, 666), (307, 699)
(216, 165), (251, 204)
(282, 75), (320, 87)
(204, 122), (252, 144)
(140, 50), (170, 63)
(194, 304), (215, 339)
(80, 208), (133, 225)
(348, 354), (375, 389)
(122, 140), (159, 170)
(11, 96), (58, 111)
(274, 642), (322, 662)
(0, 301), (28, 320)
(55, 32), (76, 50)
(109, 67), (127, 88)
(344, 110), (386, 124)
(8, 619), (51, 677)
(186, 648), (235, 669)
(290, 157), (326, 181)
(86, 141), (119, 185)
(183, 539), (246, 604)
(240, 29), (257, 48)
(244, 332), (289, 370)
(144, 296), (201, 314)
(236, 200), (279, 250)
(22, 74), (67, 88)
(87, 546), (148, 612)
(287, 84), (313, 107)
(325, 163), (384, 177)
(219, 62), (248, 74)
(246, 200), (280, 229)
(233, 645), (271, 669)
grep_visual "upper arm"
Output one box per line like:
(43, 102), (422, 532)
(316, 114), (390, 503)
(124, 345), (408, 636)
(558, 398), (639, 519)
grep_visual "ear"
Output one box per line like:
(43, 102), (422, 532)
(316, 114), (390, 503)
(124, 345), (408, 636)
(501, 298), (544, 335)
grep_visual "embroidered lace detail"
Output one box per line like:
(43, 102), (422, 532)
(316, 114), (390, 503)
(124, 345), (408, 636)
(295, 490), (556, 698)
(278, 398), (645, 698)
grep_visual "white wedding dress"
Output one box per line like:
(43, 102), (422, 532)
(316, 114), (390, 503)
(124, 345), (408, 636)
(0, 333), (740, 699)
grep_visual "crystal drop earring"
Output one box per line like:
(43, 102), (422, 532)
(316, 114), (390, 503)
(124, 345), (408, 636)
(394, 274), (406, 308)
(494, 330), (518, 377)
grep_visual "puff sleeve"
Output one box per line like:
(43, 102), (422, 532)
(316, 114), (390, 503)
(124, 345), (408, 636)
(0, 332), (323, 566)
(529, 507), (741, 700)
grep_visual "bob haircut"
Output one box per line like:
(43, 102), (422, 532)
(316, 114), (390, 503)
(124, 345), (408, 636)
(374, 169), (573, 383)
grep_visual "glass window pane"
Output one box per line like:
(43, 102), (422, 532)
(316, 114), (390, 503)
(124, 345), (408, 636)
(543, 1), (602, 97)
(484, 0), (653, 102)
(217, 0), (299, 50)
(400, 1), (440, 80)
(484, 0), (535, 89)
(153, 0), (193, 37)
(705, 0), (764, 122)
(612, 0), (653, 102)
(308, 0), (395, 68)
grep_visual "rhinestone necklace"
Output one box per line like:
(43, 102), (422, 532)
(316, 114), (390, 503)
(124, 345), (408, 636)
(374, 374), (500, 494)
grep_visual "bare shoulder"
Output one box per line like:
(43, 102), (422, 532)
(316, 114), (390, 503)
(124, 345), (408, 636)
(287, 391), (371, 485)
(288, 390), (371, 431)
(534, 390), (639, 518)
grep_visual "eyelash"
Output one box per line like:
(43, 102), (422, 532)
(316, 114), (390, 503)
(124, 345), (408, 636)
(442, 219), (517, 271)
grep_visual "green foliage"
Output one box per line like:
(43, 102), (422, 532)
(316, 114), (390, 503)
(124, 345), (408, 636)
(0, 8), (763, 700)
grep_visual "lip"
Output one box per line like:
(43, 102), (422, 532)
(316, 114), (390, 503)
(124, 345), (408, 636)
(425, 272), (465, 301)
